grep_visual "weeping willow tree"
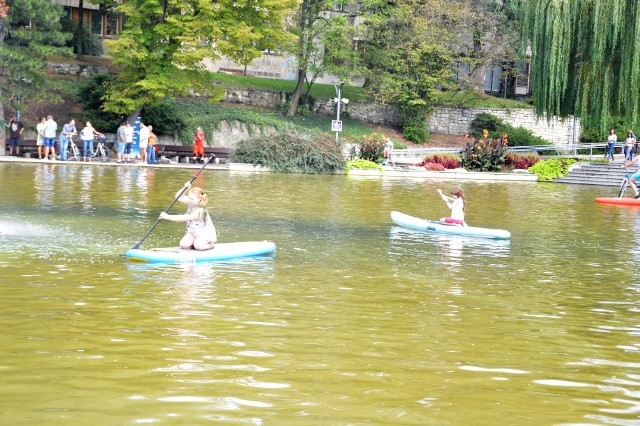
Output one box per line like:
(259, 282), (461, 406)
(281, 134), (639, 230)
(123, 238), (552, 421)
(516, 0), (640, 133)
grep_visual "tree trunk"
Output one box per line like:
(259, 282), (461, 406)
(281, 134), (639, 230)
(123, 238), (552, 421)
(127, 105), (143, 125)
(76, 0), (84, 60)
(469, 27), (486, 92)
(0, 17), (6, 156)
(0, 101), (5, 157)
(287, 69), (306, 117)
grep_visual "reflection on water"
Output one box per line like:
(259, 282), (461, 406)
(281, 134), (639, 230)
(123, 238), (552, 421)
(3, 163), (640, 425)
(389, 225), (511, 262)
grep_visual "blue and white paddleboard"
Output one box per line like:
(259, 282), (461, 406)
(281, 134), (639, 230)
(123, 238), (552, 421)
(126, 241), (276, 264)
(390, 211), (510, 240)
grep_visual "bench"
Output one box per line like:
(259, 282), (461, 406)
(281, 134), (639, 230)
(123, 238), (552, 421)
(157, 144), (230, 164)
(5, 139), (39, 157)
(4, 139), (116, 158)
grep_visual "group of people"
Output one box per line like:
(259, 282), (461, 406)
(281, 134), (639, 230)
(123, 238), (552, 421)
(7, 114), (105, 162)
(115, 121), (158, 164)
(606, 129), (637, 162)
(7, 115), (209, 165)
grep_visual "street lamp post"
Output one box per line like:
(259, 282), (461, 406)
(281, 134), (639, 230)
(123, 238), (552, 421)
(332, 81), (345, 142)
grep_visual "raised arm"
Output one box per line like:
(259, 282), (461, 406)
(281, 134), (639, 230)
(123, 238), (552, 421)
(175, 181), (192, 204)
(437, 189), (454, 204)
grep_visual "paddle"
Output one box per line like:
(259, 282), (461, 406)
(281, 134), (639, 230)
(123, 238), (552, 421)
(130, 154), (216, 250)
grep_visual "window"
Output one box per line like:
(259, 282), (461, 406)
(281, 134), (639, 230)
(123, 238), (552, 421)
(484, 64), (502, 93)
(105, 11), (119, 36)
(90, 10), (102, 35)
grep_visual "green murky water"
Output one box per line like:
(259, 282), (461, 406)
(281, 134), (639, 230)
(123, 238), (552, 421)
(1, 162), (639, 425)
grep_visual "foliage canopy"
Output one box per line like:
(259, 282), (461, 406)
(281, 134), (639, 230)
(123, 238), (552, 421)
(0, 0), (72, 114)
(516, 0), (640, 133)
(104, 0), (297, 114)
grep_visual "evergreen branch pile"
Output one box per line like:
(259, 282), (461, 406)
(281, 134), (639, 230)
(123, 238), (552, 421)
(231, 132), (346, 174)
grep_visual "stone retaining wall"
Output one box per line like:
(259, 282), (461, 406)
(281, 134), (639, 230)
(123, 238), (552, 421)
(48, 62), (111, 77)
(221, 87), (579, 145)
(428, 108), (580, 146)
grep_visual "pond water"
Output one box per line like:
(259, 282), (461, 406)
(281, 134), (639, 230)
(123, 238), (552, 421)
(1, 162), (639, 425)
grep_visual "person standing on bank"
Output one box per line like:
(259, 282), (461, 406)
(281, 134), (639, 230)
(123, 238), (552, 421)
(193, 126), (205, 163)
(383, 137), (395, 167)
(80, 122), (104, 162)
(606, 129), (617, 162)
(59, 119), (77, 161)
(123, 122), (133, 163)
(36, 117), (46, 159)
(116, 121), (127, 163)
(624, 131), (636, 162)
(43, 114), (57, 161)
(147, 125), (158, 164)
(7, 116), (24, 156)
(138, 121), (149, 164)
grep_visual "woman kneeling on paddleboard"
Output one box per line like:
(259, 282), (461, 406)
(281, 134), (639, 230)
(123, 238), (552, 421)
(159, 182), (217, 250)
(437, 187), (467, 227)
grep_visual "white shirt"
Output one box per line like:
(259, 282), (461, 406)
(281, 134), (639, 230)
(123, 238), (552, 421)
(81, 126), (95, 141)
(449, 198), (465, 221)
(36, 122), (45, 143)
(139, 126), (149, 143)
(124, 126), (133, 143)
(44, 119), (57, 138)
(608, 134), (617, 143)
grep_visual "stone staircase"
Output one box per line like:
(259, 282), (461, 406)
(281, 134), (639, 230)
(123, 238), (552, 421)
(554, 161), (629, 187)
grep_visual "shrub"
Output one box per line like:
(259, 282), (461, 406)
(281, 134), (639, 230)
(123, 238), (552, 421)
(471, 112), (550, 146)
(231, 132), (346, 174)
(346, 159), (383, 172)
(62, 19), (104, 56)
(470, 113), (504, 137)
(459, 134), (509, 171)
(144, 103), (188, 137)
(394, 141), (407, 149)
(504, 152), (540, 170)
(350, 132), (386, 162)
(492, 125), (548, 147)
(75, 74), (124, 132)
(423, 162), (445, 171)
(528, 158), (577, 180)
(403, 124), (430, 143)
(416, 153), (460, 169)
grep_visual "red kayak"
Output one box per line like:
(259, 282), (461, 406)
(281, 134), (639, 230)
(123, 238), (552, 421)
(595, 197), (640, 206)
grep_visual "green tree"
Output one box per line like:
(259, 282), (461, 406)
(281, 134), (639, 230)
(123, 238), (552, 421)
(361, 0), (458, 142)
(516, 0), (640, 133)
(285, 1), (365, 116)
(0, 0), (71, 153)
(73, 0), (114, 59)
(455, 0), (521, 94)
(105, 0), (297, 117)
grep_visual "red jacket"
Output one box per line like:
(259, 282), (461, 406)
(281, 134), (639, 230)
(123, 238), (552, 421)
(194, 130), (205, 146)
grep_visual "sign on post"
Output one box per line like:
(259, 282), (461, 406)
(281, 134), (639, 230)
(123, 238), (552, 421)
(331, 120), (343, 132)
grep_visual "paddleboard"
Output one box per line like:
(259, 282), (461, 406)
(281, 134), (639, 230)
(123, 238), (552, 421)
(126, 241), (276, 263)
(390, 211), (511, 240)
(595, 197), (640, 206)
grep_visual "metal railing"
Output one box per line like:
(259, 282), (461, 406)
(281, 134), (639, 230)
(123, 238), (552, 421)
(392, 142), (624, 158)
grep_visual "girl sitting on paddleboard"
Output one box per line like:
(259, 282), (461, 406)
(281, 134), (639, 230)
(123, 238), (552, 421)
(437, 187), (467, 227)
(159, 182), (217, 250)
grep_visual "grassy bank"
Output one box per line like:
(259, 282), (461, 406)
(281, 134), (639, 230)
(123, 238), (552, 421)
(173, 100), (381, 145)
(210, 73), (532, 109)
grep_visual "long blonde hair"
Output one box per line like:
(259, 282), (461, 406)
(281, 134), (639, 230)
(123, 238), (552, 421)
(451, 186), (466, 212)
(188, 186), (209, 208)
